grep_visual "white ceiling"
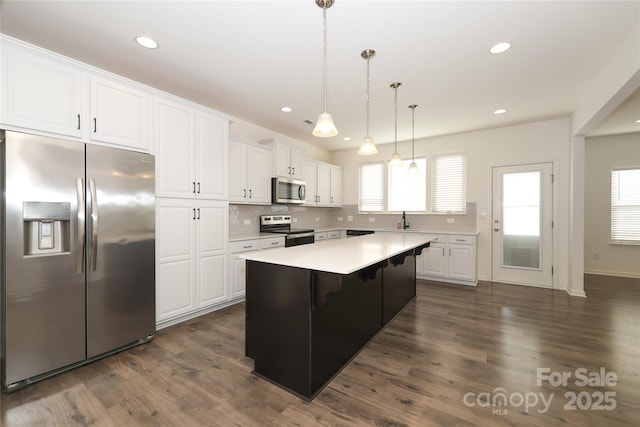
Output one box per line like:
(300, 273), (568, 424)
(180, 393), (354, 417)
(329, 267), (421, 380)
(1, 0), (639, 151)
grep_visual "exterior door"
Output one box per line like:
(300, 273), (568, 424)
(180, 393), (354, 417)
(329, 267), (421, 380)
(492, 163), (553, 287)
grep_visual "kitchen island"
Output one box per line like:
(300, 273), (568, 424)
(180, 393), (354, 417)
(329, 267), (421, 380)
(241, 233), (432, 400)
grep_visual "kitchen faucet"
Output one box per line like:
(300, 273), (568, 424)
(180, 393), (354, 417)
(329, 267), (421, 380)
(402, 211), (410, 229)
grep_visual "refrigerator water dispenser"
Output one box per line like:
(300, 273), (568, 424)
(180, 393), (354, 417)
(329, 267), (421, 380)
(23, 201), (71, 255)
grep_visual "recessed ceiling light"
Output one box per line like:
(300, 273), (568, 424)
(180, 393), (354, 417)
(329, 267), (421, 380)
(490, 42), (511, 54)
(135, 36), (158, 49)
(493, 108), (507, 115)
(343, 137), (351, 141)
(280, 106), (292, 113)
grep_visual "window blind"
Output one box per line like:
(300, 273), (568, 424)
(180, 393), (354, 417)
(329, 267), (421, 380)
(431, 154), (466, 213)
(359, 162), (384, 212)
(611, 168), (640, 243)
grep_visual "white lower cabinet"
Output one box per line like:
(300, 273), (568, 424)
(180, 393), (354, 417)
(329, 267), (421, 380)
(417, 234), (477, 285)
(229, 236), (285, 299)
(156, 198), (228, 327)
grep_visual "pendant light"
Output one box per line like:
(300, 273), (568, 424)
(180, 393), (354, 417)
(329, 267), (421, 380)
(389, 82), (403, 166)
(358, 49), (377, 155)
(312, 0), (338, 137)
(407, 104), (419, 175)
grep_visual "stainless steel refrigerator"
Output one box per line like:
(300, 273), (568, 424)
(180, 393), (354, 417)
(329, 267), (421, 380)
(0, 130), (155, 392)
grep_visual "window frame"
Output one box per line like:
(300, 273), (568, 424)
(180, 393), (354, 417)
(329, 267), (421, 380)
(610, 167), (640, 245)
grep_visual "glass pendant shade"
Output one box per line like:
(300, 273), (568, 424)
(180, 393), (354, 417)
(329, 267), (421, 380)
(390, 152), (403, 166)
(408, 161), (419, 175)
(358, 136), (377, 155)
(313, 112), (338, 137)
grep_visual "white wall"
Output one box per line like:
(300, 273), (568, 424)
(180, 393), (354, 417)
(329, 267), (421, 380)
(229, 118), (331, 163)
(331, 117), (573, 290)
(584, 133), (640, 278)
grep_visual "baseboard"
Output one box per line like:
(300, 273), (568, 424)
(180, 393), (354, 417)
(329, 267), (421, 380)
(584, 269), (640, 279)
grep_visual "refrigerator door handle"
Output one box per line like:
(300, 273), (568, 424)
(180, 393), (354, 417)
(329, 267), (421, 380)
(89, 179), (98, 272)
(76, 178), (85, 273)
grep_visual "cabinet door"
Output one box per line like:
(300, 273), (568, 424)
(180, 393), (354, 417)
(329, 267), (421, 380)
(230, 254), (247, 299)
(156, 198), (196, 321)
(316, 163), (331, 207)
(289, 147), (304, 179)
(330, 166), (343, 206)
(274, 142), (291, 177)
(155, 98), (195, 198)
(90, 76), (150, 152)
(419, 244), (447, 277)
(303, 160), (317, 204)
(1, 45), (83, 138)
(196, 200), (228, 308)
(448, 244), (474, 280)
(246, 147), (272, 204)
(196, 112), (228, 199)
(229, 142), (248, 202)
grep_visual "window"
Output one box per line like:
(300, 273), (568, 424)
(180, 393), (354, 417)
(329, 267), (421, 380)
(611, 168), (640, 243)
(388, 158), (426, 212)
(359, 162), (384, 212)
(431, 154), (466, 213)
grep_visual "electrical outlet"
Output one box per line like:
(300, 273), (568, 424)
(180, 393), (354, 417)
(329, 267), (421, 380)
(316, 217), (320, 222)
(292, 217), (297, 222)
(347, 216), (353, 222)
(337, 216), (343, 222)
(447, 218), (455, 223)
(369, 217), (375, 222)
(243, 219), (251, 225)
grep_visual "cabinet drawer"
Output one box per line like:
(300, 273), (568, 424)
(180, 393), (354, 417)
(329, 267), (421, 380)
(428, 234), (448, 244)
(229, 239), (262, 253)
(327, 230), (341, 239)
(448, 235), (474, 245)
(315, 232), (327, 241)
(261, 237), (285, 249)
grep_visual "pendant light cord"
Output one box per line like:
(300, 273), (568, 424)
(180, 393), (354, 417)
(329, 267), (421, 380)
(322, 4), (328, 113)
(411, 106), (415, 161)
(366, 56), (370, 137)
(394, 85), (398, 152)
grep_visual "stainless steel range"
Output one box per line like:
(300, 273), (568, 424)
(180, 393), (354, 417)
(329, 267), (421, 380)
(260, 215), (315, 247)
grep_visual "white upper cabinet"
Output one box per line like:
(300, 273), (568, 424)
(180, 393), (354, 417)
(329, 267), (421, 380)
(1, 43), (83, 138)
(229, 141), (271, 204)
(155, 96), (228, 200)
(90, 76), (151, 152)
(260, 139), (303, 179)
(1, 36), (153, 153)
(303, 159), (342, 207)
(330, 166), (343, 207)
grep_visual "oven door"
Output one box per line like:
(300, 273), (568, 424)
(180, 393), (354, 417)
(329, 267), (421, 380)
(285, 232), (315, 247)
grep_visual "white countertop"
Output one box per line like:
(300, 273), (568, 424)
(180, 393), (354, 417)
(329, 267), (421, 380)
(240, 233), (433, 275)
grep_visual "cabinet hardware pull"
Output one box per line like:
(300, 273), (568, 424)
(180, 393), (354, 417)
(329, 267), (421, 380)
(193, 209), (196, 220)
(77, 114), (81, 130)
(292, 167), (295, 175)
(249, 189), (252, 198)
(288, 166), (291, 175)
(197, 182), (200, 194)
(243, 189), (247, 198)
(93, 117), (97, 132)
(243, 245), (252, 249)
(193, 182), (196, 193)
(197, 208), (200, 220)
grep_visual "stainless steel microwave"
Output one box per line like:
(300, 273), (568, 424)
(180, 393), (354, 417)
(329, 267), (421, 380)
(271, 177), (306, 204)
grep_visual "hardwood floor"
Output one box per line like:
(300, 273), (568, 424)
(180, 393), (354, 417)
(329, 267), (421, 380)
(2, 275), (638, 426)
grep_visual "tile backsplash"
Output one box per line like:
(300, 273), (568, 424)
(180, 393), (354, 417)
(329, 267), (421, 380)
(230, 203), (477, 236)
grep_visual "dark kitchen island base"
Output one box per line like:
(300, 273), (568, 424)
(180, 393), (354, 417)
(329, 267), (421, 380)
(245, 248), (422, 401)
